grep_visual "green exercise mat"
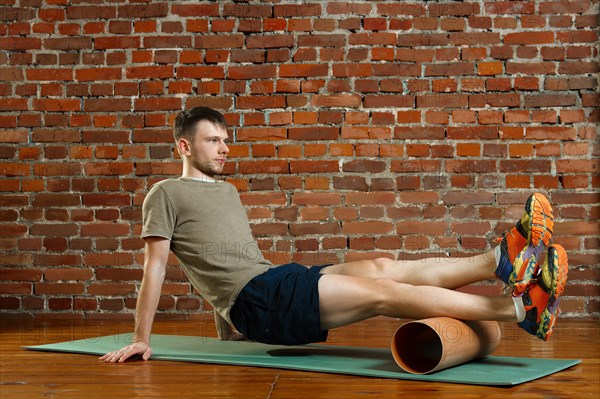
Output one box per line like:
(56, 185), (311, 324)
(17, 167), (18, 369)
(24, 334), (580, 386)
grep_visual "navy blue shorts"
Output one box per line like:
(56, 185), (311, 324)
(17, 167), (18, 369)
(230, 263), (330, 346)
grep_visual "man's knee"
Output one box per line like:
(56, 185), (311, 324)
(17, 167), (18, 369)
(371, 257), (396, 276)
(368, 277), (407, 315)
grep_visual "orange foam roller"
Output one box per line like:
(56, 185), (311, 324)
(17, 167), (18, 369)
(391, 317), (501, 374)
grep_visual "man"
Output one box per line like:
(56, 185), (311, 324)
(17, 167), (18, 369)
(101, 107), (568, 363)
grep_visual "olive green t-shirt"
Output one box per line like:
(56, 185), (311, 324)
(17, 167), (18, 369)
(141, 177), (274, 324)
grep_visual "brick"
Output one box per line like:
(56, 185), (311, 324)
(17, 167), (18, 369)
(343, 221), (394, 235)
(0, 283), (32, 294)
(345, 192), (396, 205)
(125, 65), (173, 79)
(399, 192), (439, 204)
(32, 162), (81, 176)
(28, 223), (78, 237)
(469, 93), (520, 107)
(341, 159), (386, 173)
(0, 37), (42, 50)
(247, 35), (294, 49)
(134, 98), (181, 111)
(44, 268), (93, 281)
(290, 160), (338, 174)
(0, 67), (24, 82)
(0, 161), (29, 176)
(229, 65), (276, 80)
(556, 159), (600, 173)
(333, 63), (372, 78)
(417, 94), (468, 108)
(500, 159), (552, 173)
(447, 126), (499, 140)
(82, 193), (131, 207)
(0, 269), (42, 281)
(0, 297), (20, 309)
(144, 35), (191, 49)
(504, 31), (554, 45)
(392, 161), (440, 175)
(79, 224), (130, 238)
(526, 127), (577, 140)
(485, 2), (535, 14)
(95, 36), (139, 50)
(478, 61), (503, 75)
(280, 64), (328, 78)
(290, 222), (340, 236)
(35, 283), (84, 295)
(365, 146), (396, 161)
(397, 221), (447, 235)
(0, 99), (27, 111)
(32, 193), (80, 207)
(240, 193), (287, 206)
(66, 5), (115, 19)
(557, 30), (598, 44)
(291, 193), (340, 206)
(349, 32), (397, 46)
(340, 126), (391, 140)
(237, 96), (285, 110)
(88, 283), (136, 295)
(26, 68), (73, 81)
(559, 61), (600, 75)
(371, 63), (420, 77)
(75, 67), (121, 81)
(44, 37), (92, 50)
(333, 176), (369, 191)
(238, 160), (288, 175)
(298, 34), (345, 48)
(32, 99), (80, 112)
(171, 4), (219, 17)
(443, 191), (495, 205)
(238, 128), (287, 142)
(288, 127), (339, 141)
(274, 4), (320, 16)
(196, 35), (244, 49)
(82, 253), (134, 267)
(526, 93), (574, 108)
(117, 3), (168, 18)
(81, 130), (129, 144)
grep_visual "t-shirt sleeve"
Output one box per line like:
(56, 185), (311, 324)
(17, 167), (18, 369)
(141, 184), (175, 240)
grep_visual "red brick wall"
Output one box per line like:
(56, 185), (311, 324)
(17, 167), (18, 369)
(1, 1), (598, 320)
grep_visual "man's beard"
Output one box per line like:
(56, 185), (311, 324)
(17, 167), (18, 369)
(191, 159), (223, 177)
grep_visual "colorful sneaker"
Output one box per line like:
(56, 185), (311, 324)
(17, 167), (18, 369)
(518, 244), (569, 341)
(494, 193), (554, 294)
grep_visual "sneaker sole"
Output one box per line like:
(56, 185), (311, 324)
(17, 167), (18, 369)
(526, 193), (554, 248)
(511, 193), (554, 294)
(536, 244), (569, 341)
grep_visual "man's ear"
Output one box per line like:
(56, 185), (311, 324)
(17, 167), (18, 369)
(177, 138), (191, 156)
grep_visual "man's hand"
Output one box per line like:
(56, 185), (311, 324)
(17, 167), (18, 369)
(213, 309), (248, 341)
(99, 342), (152, 363)
(219, 330), (248, 341)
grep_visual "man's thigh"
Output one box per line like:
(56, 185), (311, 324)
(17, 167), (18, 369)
(318, 273), (393, 330)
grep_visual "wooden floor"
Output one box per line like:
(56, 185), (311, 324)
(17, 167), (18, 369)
(1, 315), (598, 399)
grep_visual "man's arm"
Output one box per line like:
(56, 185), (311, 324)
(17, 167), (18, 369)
(100, 236), (170, 362)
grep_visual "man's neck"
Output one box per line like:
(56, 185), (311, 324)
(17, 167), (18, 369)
(181, 173), (217, 183)
(181, 166), (216, 182)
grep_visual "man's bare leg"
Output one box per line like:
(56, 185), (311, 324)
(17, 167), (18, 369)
(322, 250), (497, 290)
(317, 273), (515, 330)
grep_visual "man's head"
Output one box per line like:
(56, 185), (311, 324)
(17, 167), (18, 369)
(174, 107), (227, 143)
(173, 107), (230, 179)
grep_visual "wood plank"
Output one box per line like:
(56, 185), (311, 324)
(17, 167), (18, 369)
(1, 316), (598, 399)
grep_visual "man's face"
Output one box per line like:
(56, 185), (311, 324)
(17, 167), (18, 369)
(184, 120), (230, 178)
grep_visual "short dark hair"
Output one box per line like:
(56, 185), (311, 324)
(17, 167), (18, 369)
(173, 107), (227, 142)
